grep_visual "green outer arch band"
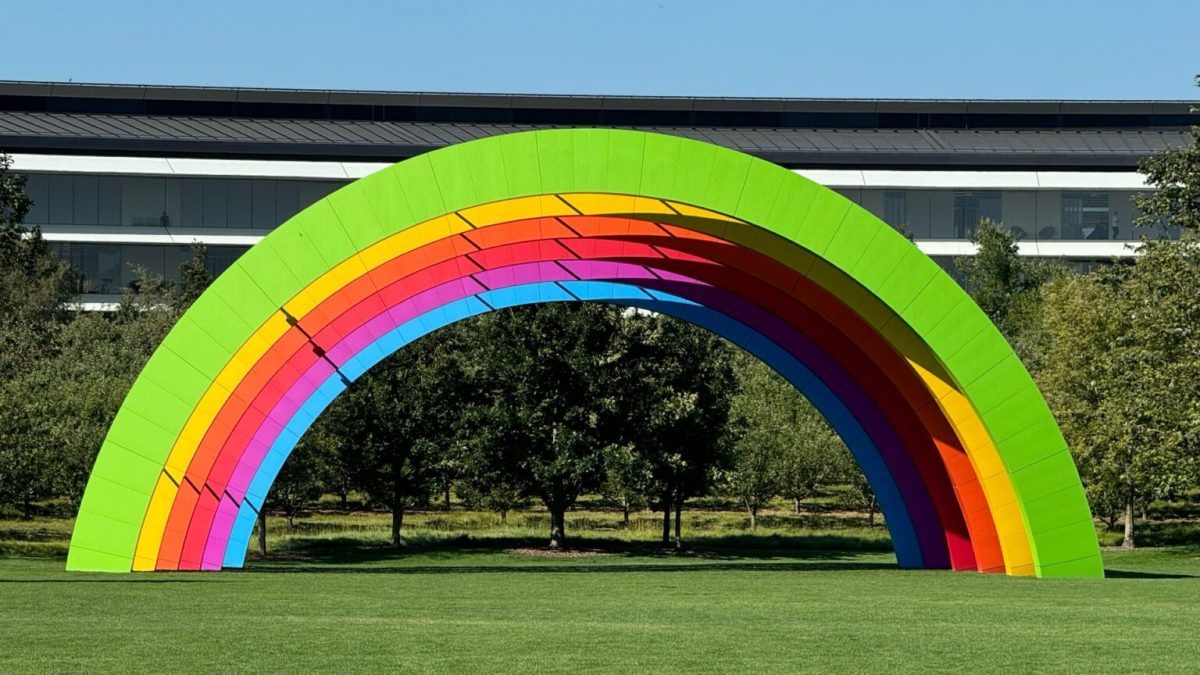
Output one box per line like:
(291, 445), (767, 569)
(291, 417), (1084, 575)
(67, 128), (1103, 578)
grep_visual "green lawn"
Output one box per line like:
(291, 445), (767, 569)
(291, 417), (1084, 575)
(1, 542), (1199, 673)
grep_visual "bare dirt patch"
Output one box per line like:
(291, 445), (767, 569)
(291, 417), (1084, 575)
(505, 547), (612, 558)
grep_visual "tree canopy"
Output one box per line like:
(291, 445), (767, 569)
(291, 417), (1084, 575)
(1040, 235), (1200, 547)
(1134, 75), (1200, 232)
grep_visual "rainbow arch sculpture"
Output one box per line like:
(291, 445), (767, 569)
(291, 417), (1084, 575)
(68, 129), (1103, 578)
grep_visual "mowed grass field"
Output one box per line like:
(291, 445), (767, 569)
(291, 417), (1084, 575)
(1, 507), (1199, 673)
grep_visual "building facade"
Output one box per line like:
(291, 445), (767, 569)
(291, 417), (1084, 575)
(1, 81), (1195, 308)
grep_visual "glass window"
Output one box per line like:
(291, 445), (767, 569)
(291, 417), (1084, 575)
(95, 245), (121, 293)
(163, 179), (182, 228)
(276, 181), (300, 223)
(902, 190), (933, 239)
(1110, 191), (1137, 240)
(163, 246), (191, 282)
(1061, 192), (1111, 240)
(251, 180), (277, 229)
(227, 181), (252, 229)
(953, 192), (1002, 238)
(97, 177), (122, 226)
(296, 180), (340, 212)
(884, 191), (907, 229)
(927, 191), (956, 239)
(205, 246), (248, 278)
(123, 177), (166, 227)
(834, 188), (862, 205)
(1000, 191), (1036, 240)
(122, 245), (166, 290)
(180, 179), (203, 227)
(202, 179), (228, 228)
(73, 176), (98, 225)
(22, 174), (49, 225)
(1064, 258), (1114, 275)
(48, 175), (74, 225)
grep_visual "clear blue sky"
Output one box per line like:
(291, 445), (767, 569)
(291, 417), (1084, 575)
(6, 0), (1198, 99)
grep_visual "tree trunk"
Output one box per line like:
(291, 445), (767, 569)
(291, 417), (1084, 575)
(392, 445), (406, 548)
(673, 498), (683, 549)
(1103, 509), (1118, 532)
(339, 491), (348, 511)
(793, 497), (801, 514)
(748, 503), (758, 530)
(443, 483), (452, 510)
(661, 500), (672, 545)
(256, 509), (267, 556)
(1122, 493), (1136, 550)
(500, 507), (508, 524)
(391, 505), (405, 548)
(868, 503), (876, 528)
(623, 503), (630, 528)
(549, 507), (566, 549)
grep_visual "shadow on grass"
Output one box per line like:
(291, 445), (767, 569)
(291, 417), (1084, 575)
(1103, 568), (1197, 580)
(240, 532), (897, 575)
(242, 560), (897, 575)
(0, 577), (209, 584)
(283, 532), (885, 558)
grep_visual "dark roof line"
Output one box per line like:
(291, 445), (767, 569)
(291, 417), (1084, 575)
(2, 111), (1190, 169)
(1, 80), (1196, 114)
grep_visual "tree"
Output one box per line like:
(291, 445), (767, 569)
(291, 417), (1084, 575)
(0, 379), (55, 517)
(615, 314), (737, 547)
(309, 326), (468, 547)
(0, 260), (188, 515)
(300, 417), (358, 510)
(844, 469), (879, 528)
(267, 442), (325, 527)
(338, 371), (440, 547)
(456, 400), (530, 523)
(0, 153), (77, 379)
(727, 352), (850, 525)
(600, 443), (653, 527)
(430, 448), (462, 511)
(777, 414), (849, 516)
(1133, 75), (1200, 232)
(724, 356), (782, 529)
(175, 241), (213, 310)
(0, 154), (75, 514)
(0, 155), (213, 515)
(954, 219), (1063, 369)
(1040, 235), (1200, 548)
(256, 509), (268, 557)
(456, 469), (528, 523)
(463, 304), (625, 548)
(722, 437), (779, 530)
(0, 153), (31, 226)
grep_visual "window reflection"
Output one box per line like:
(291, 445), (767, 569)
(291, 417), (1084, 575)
(20, 174), (344, 232)
(884, 191), (907, 229)
(49, 243), (248, 295)
(17, 173), (1180, 247)
(853, 187), (1169, 242)
(1061, 192), (1111, 240)
(953, 192), (1002, 238)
